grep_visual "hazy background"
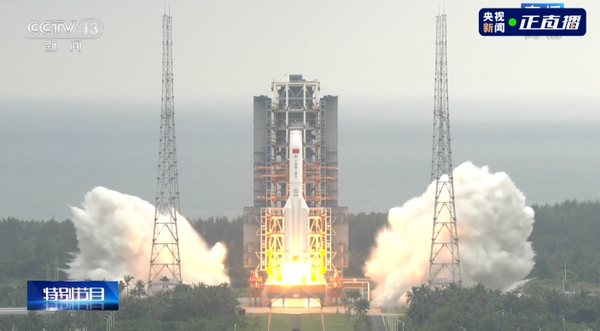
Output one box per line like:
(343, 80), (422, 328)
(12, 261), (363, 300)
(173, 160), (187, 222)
(0, 0), (598, 220)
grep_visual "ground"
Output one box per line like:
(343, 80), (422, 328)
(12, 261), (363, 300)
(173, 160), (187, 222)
(247, 313), (354, 331)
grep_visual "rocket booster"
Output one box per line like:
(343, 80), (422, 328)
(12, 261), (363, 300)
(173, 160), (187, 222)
(283, 130), (309, 265)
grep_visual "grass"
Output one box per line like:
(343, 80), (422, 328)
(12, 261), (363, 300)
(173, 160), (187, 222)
(246, 313), (353, 331)
(302, 313), (353, 331)
(248, 313), (290, 331)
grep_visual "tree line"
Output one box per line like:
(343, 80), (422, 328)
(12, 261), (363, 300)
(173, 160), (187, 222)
(1, 200), (599, 288)
(0, 199), (599, 329)
(0, 278), (248, 331)
(404, 283), (600, 330)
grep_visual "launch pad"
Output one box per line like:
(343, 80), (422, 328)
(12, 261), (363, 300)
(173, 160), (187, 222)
(244, 75), (349, 307)
(249, 271), (344, 307)
(260, 206), (332, 284)
(266, 284), (326, 307)
(246, 204), (346, 307)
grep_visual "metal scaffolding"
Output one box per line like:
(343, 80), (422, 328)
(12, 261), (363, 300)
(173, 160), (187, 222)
(428, 11), (462, 287)
(261, 208), (285, 278)
(244, 75), (348, 306)
(257, 207), (334, 281)
(148, 10), (182, 295)
(254, 75), (336, 207)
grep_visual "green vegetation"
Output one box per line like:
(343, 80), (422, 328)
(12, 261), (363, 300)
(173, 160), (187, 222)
(351, 298), (371, 331)
(4, 201), (598, 291)
(403, 283), (600, 330)
(528, 200), (600, 282)
(0, 199), (599, 329)
(0, 218), (78, 285)
(343, 201), (600, 285)
(232, 313), (355, 331)
(248, 291), (371, 331)
(301, 313), (351, 331)
(0, 278), (251, 331)
(250, 313), (291, 331)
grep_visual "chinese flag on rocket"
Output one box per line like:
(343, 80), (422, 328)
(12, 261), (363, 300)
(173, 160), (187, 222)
(293, 148), (300, 154)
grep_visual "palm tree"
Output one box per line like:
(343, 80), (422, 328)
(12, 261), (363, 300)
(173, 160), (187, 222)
(405, 289), (415, 305)
(354, 298), (370, 316)
(471, 284), (494, 314)
(543, 288), (565, 317)
(412, 284), (431, 324)
(73, 310), (89, 331)
(352, 298), (371, 331)
(133, 279), (147, 298)
(146, 292), (169, 320)
(123, 275), (134, 297)
(347, 290), (361, 303)
(0, 315), (16, 331)
(48, 311), (74, 330)
(342, 297), (353, 326)
(503, 290), (519, 315)
(160, 276), (170, 289)
(118, 279), (126, 296)
(20, 311), (43, 331)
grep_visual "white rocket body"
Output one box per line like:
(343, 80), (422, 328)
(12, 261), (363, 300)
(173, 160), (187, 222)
(283, 130), (309, 265)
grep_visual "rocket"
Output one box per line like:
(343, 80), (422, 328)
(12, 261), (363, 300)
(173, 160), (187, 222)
(283, 130), (309, 266)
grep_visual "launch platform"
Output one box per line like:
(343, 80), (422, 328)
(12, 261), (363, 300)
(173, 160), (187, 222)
(248, 272), (345, 307)
(243, 75), (349, 307)
(266, 284), (326, 307)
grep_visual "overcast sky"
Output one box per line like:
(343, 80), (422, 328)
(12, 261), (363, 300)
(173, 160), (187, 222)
(0, 0), (598, 220)
(0, 0), (598, 108)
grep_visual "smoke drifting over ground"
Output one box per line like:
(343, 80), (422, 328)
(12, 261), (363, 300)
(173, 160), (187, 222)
(66, 187), (229, 285)
(366, 162), (536, 306)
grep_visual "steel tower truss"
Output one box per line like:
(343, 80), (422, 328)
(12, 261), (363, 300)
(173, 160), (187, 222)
(428, 13), (462, 287)
(148, 12), (182, 294)
(256, 76), (336, 282)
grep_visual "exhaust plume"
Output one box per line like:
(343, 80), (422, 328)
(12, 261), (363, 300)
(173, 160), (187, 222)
(366, 162), (536, 306)
(66, 187), (229, 286)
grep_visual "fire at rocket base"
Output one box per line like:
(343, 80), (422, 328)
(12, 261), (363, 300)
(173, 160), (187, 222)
(283, 130), (309, 270)
(263, 129), (329, 306)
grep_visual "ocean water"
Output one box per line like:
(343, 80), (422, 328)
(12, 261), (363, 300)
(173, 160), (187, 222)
(1, 98), (599, 221)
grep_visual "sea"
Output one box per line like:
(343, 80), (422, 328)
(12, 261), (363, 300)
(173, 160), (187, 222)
(1, 97), (599, 221)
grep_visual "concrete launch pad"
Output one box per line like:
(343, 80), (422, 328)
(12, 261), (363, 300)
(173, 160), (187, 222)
(266, 284), (327, 297)
(266, 284), (327, 307)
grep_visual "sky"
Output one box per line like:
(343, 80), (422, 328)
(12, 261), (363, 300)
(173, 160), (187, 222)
(0, 0), (598, 107)
(0, 0), (599, 220)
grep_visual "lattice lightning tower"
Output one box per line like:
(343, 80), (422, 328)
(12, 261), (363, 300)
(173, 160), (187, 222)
(428, 11), (462, 287)
(148, 9), (182, 295)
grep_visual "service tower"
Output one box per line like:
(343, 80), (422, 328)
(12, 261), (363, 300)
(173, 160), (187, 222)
(243, 74), (348, 307)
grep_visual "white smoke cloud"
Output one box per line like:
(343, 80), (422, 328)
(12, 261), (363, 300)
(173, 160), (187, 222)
(366, 162), (536, 306)
(66, 187), (229, 286)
